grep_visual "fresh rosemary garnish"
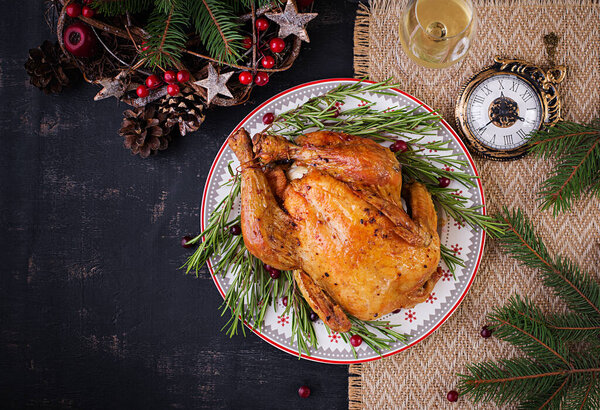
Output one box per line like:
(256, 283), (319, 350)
(183, 79), (498, 358)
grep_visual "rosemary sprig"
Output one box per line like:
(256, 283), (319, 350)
(339, 317), (408, 359)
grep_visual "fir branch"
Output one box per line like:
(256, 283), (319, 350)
(143, 1), (188, 69)
(528, 120), (600, 215)
(92, 0), (153, 16)
(187, 0), (245, 64)
(496, 207), (600, 319)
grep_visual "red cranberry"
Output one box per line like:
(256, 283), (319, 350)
(256, 17), (269, 31)
(438, 177), (451, 188)
(141, 40), (150, 52)
(262, 112), (275, 125)
(447, 390), (459, 402)
(254, 72), (269, 86)
(181, 235), (194, 249)
(350, 335), (363, 347)
(390, 140), (408, 153)
(282, 296), (288, 307)
(176, 70), (190, 83)
(136, 85), (149, 98)
(238, 71), (253, 85)
(145, 74), (161, 89)
(163, 70), (177, 84)
(66, 3), (81, 17)
(298, 385), (311, 398)
(392, 309), (401, 314)
(269, 37), (285, 53)
(229, 224), (242, 235)
(261, 55), (275, 69)
(328, 107), (340, 117)
(242, 37), (253, 49)
(81, 5), (95, 18)
(480, 326), (493, 338)
(309, 311), (319, 321)
(167, 83), (180, 96)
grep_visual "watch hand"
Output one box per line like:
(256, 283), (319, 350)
(478, 120), (493, 131)
(516, 115), (525, 121)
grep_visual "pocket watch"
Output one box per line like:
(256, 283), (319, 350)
(455, 56), (566, 160)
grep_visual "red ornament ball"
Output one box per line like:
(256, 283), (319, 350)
(167, 83), (180, 96)
(181, 235), (194, 249)
(163, 70), (176, 84)
(176, 70), (190, 83)
(254, 71), (269, 86)
(390, 140), (409, 153)
(238, 71), (253, 85)
(136, 85), (149, 98)
(229, 224), (242, 235)
(242, 37), (253, 49)
(480, 326), (493, 338)
(262, 112), (275, 125)
(63, 22), (96, 57)
(65, 3), (82, 17)
(282, 296), (288, 307)
(82, 5), (95, 18)
(269, 37), (285, 53)
(438, 177), (451, 188)
(255, 17), (269, 31)
(350, 335), (363, 347)
(298, 386), (311, 399)
(261, 55), (275, 69)
(447, 390), (459, 402)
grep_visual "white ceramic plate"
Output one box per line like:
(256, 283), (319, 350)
(202, 79), (486, 364)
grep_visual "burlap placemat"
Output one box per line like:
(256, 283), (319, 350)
(350, 1), (600, 408)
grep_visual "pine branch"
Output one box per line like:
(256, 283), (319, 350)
(528, 120), (600, 215)
(488, 295), (570, 367)
(92, 0), (153, 16)
(187, 0), (245, 64)
(143, 1), (188, 69)
(496, 207), (600, 319)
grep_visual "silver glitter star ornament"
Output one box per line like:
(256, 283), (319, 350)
(194, 64), (234, 104)
(265, 0), (318, 43)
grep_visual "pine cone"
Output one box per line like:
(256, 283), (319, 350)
(24, 40), (80, 94)
(119, 105), (173, 158)
(159, 87), (206, 136)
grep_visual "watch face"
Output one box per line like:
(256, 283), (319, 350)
(465, 74), (543, 150)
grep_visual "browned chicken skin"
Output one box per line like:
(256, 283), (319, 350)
(228, 128), (441, 332)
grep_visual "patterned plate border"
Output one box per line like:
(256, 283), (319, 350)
(201, 78), (487, 364)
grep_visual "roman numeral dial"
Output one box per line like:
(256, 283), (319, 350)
(463, 73), (543, 152)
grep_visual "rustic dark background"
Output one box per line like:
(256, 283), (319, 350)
(0, 1), (358, 408)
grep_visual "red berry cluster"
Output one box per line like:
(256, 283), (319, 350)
(66, 0), (95, 19)
(136, 69), (190, 98)
(237, 15), (288, 87)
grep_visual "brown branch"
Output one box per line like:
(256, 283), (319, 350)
(159, 8), (173, 55)
(502, 217), (600, 317)
(183, 49), (296, 72)
(495, 317), (571, 368)
(551, 139), (599, 200)
(579, 374), (594, 410)
(531, 131), (598, 146)
(539, 377), (569, 409)
(464, 368), (600, 385)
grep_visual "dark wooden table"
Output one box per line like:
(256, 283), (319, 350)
(0, 1), (358, 408)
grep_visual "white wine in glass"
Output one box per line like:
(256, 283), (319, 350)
(399, 0), (477, 69)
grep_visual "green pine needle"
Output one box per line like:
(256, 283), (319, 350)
(528, 120), (600, 215)
(459, 207), (600, 408)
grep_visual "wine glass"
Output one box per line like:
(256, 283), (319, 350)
(399, 0), (477, 69)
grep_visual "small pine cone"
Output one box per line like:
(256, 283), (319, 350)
(24, 40), (80, 94)
(119, 104), (172, 158)
(159, 87), (206, 136)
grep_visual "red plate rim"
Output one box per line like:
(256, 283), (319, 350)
(200, 78), (486, 364)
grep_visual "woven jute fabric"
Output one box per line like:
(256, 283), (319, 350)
(350, 1), (600, 408)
